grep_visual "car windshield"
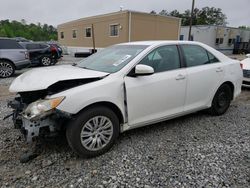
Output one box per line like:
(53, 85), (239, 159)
(76, 45), (148, 73)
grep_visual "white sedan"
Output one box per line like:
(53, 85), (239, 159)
(8, 41), (243, 157)
(241, 54), (250, 87)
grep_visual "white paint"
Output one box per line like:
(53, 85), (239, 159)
(9, 65), (109, 92)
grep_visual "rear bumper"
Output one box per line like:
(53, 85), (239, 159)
(15, 59), (31, 70)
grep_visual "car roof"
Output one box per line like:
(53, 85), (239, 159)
(118, 40), (205, 46)
(0, 37), (17, 41)
(117, 40), (232, 63)
(19, 41), (48, 45)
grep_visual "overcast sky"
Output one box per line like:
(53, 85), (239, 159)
(0, 0), (249, 27)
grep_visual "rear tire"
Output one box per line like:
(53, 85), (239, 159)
(209, 84), (232, 116)
(40, 56), (51, 66)
(0, 60), (15, 78)
(66, 106), (120, 158)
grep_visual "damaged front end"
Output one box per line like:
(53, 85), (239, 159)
(7, 93), (70, 142)
(6, 73), (105, 143)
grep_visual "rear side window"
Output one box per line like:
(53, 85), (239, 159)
(0, 39), (23, 49)
(207, 51), (220, 63)
(182, 45), (210, 67)
(26, 44), (41, 50)
(40, 44), (49, 49)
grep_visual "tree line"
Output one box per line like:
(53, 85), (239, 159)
(0, 19), (57, 41)
(151, 7), (228, 26)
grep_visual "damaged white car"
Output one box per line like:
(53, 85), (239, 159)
(8, 41), (243, 157)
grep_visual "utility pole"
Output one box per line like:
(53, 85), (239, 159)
(91, 24), (96, 53)
(188, 0), (195, 40)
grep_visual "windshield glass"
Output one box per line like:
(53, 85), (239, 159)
(76, 45), (148, 73)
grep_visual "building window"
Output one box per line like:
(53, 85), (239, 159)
(110, 24), (119, 37)
(60, 32), (64, 39)
(179, 35), (184, 41)
(228, 38), (235, 45)
(216, 38), (224, 45)
(85, 27), (92, 38)
(72, 30), (77, 38)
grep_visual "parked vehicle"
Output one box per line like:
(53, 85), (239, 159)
(46, 42), (63, 59)
(19, 42), (57, 66)
(8, 41), (243, 157)
(241, 54), (250, 87)
(0, 38), (30, 78)
(13, 37), (31, 42)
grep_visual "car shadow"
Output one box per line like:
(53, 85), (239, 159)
(34, 110), (209, 157)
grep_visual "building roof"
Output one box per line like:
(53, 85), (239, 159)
(58, 10), (181, 27)
(181, 25), (250, 31)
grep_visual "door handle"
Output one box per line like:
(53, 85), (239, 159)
(175, 74), (185, 80)
(216, 67), (223, 72)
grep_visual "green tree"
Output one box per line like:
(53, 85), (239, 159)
(151, 7), (227, 26)
(0, 20), (57, 41)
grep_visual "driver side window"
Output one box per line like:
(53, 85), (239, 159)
(139, 45), (180, 73)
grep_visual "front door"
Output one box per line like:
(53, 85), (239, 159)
(124, 45), (187, 127)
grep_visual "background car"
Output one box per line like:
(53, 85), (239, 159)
(0, 38), (30, 78)
(241, 54), (250, 87)
(19, 42), (58, 66)
(46, 41), (63, 59)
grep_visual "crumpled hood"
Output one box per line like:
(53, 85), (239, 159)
(241, 58), (250, 70)
(9, 65), (109, 92)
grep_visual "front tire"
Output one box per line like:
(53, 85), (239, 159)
(66, 106), (120, 158)
(209, 84), (232, 116)
(0, 60), (15, 78)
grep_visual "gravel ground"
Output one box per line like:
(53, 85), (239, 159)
(0, 56), (249, 187)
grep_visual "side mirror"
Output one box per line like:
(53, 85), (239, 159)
(135, 64), (154, 76)
(246, 54), (250, 58)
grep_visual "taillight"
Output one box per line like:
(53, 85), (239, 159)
(51, 46), (57, 52)
(240, 63), (243, 69)
(25, 51), (29, 59)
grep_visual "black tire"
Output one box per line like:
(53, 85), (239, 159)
(40, 56), (51, 66)
(209, 84), (232, 116)
(0, 60), (15, 78)
(66, 106), (120, 158)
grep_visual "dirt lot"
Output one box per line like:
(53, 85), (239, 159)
(0, 56), (249, 187)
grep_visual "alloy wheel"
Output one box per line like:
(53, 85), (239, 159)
(80, 116), (113, 151)
(0, 62), (14, 78)
(41, 57), (51, 66)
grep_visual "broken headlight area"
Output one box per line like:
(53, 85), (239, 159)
(23, 96), (65, 120)
(7, 95), (71, 142)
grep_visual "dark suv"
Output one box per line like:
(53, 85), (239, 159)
(19, 42), (58, 66)
(0, 38), (30, 78)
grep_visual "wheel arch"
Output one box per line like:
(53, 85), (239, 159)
(76, 101), (125, 125)
(219, 81), (235, 100)
(0, 58), (16, 68)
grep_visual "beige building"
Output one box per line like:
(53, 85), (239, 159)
(57, 10), (181, 52)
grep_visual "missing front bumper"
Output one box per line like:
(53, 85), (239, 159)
(22, 117), (57, 143)
(7, 97), (71, 143)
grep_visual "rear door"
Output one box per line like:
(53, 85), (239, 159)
(124, 45), (187, 126)
(180, 45), (224, 111)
